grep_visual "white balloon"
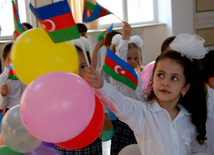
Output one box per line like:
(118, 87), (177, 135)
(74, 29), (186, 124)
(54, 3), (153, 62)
(118, 144), (141, 155)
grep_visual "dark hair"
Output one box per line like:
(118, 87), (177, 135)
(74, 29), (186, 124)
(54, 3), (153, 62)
(22, 22), (33, 29)
(77, 23), (88, 33)
(105, 30), (122, 47)
(161, 36), (176, 52)
(3, 42), (13, 60)
(200, 50), (214, 83)
(75, 45), (91, 65)
(147, 51), (207, 144)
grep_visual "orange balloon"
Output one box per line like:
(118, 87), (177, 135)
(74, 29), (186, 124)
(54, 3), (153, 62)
(0, 134), (5, 146)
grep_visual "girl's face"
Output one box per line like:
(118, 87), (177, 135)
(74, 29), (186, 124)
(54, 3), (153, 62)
(78, 52), (87, 78)
(127, 48), (139, 69)
(152, 58), (190, 105)
(3, 52), (11, 68)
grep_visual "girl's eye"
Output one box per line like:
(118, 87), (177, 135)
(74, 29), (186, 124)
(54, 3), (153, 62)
(134, 57), (138, 61)
(157, 73), (164, 78)
(127, 57), (131, 60)
(80, 65), (86, 69)
(172, 76), (178, 81)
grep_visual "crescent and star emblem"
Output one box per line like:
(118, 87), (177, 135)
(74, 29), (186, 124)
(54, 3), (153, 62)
(114, 65), (126, 75)
(41, 19), (56, 32)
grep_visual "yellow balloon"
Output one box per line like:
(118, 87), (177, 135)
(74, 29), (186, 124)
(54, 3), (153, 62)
(11, 28), (79, 85)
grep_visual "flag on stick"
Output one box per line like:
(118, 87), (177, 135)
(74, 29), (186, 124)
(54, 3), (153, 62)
(98, 24), (113, 46)
(8, 64), (18, 80)
(103, 48), (138, 90)
(29, 0), (80, 43)
(12, 0), (25, 37)
(83, 0), (112, 23)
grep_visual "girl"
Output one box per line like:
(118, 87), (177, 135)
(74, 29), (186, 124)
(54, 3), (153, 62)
(84, 50), (207, 154)
(107, 23), (145, 154)
(54, 37), (102, 155)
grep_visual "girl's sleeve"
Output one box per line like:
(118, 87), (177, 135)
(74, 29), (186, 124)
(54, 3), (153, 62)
(95, 80), (146, 134)
(115, 39), (129, 62)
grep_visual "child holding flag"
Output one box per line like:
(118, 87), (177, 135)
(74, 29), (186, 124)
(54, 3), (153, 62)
(0, 43), (26, 113)
(83, 48), (208, 154)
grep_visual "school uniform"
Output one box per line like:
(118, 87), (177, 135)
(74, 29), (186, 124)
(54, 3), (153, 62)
(0, 66), (26, 110)
(95, 80), (207, 155)
(206, 86), (214, 155)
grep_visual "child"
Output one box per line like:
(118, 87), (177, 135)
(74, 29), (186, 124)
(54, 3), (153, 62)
(201, 50), (214, 155)
(161, 36), (175, 52)
(0, 43), (26, 112)
(54, 37), (102, 155)
(106, 23), (144, 155)
(84, 49), (208, 154)
(77, 23), (88, 38)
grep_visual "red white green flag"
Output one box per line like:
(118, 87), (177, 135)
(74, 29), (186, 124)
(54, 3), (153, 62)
(103, 48), (138, 90)
(83, 0), (112, 23)
(29, 0), (80, 43)
(12, 0), (25, 37)
(8, 64), (18, 80)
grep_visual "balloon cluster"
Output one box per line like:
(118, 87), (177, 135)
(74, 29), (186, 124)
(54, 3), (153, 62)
(0, 28), (104, 154)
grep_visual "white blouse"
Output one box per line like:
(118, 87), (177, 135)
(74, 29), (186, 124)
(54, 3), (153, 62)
(95, 80), (207, 155)
(206, 86), (214, 155)
(0, 66), (26, 109)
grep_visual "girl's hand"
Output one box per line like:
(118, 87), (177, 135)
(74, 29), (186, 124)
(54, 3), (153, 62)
(84, 66), (104, 89)
(122, 22), (132, 40)
(1, 84), (8, 97)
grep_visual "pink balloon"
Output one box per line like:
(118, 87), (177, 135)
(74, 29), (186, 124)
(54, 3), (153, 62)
(141, 61), (155, 96)
(20, 71), (95, 143)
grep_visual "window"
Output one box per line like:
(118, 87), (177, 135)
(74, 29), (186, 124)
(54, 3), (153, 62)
(97, 0), (156, 28)
(0, 0), (27, 39)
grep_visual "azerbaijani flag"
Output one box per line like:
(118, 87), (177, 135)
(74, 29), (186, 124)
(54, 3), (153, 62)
(98, 24), (113, 47)
(8, 64), (18, 80)
(83, 0), (112, 23)
(103, 48), (138, 90)
(12, 0), (25, 37)
(29, 0), (80, 43)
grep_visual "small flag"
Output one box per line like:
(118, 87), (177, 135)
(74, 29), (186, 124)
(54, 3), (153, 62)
(103, 48), (138, 90)
(8, 64), (18, 80)
(29, 0), (80, 43)
(12, 0), (25, 37)
(83, 0), (112, 23)
(98, 24), (113, 46)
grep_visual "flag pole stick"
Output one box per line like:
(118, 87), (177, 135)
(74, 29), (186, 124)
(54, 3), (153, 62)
(112, 13), (124, 23)
(79, 39), (91, 66)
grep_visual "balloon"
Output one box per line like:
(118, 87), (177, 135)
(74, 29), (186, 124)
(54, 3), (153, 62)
(55, 95), (104, 149)
(140, 61), (155, 96)
(1, 105), (42, 153)
(0, 145), (22, 155)
(0, 133), (5, 146)
(118, 144), (141, 155)
(102, 124), (114, 142)
(42, 142), (55, 148)
(10, 28), (79, 85)
(24, 145), (62, 155)
(20, 71), (95, 143)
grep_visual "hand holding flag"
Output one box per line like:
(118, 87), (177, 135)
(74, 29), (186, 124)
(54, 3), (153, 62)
(29, 0), (80, 43)
(103, 48), (138, 90)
